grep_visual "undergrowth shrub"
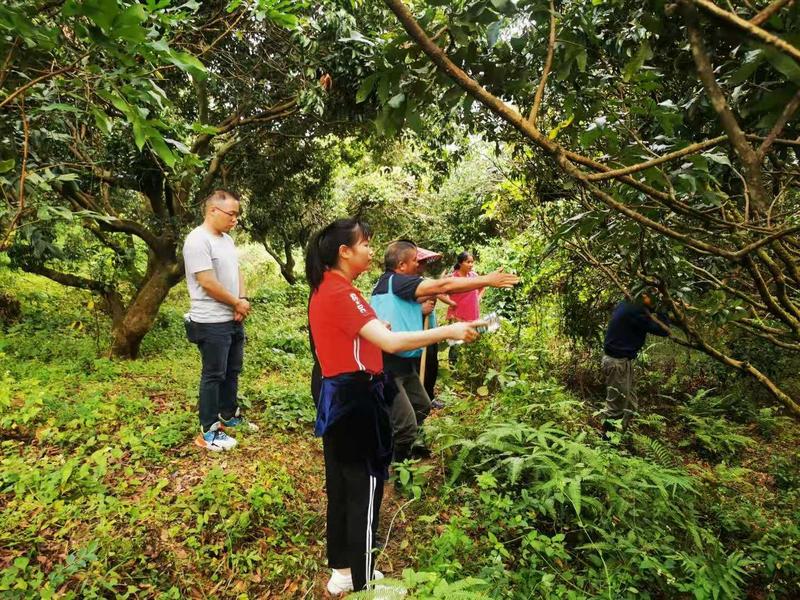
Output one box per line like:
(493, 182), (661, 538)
(677, 390), (755, 461)
(253, 382), (315, 429)
(430, 415), (752, 599)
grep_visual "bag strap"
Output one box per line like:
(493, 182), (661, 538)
(386, 274), (396, 297)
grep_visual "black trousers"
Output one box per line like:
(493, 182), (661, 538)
(323, 433), (384, 591)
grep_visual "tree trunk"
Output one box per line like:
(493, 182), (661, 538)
(280, 240), (297, 285)
(260, 238), (297, 285)
(110, 252), (184, 359)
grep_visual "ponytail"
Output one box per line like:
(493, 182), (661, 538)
(305, 218), (372, 291)
(453, 251), (472, 271)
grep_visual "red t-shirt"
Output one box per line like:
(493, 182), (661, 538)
(309, 270), (383, 377)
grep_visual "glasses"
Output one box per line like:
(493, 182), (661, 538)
(214, 207), (239, 219)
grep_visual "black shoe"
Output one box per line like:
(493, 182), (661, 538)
(430, 399), (445, 410)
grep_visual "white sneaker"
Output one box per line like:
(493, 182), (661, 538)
(326, 569), (384, 594)
(195, 422), (237, 451)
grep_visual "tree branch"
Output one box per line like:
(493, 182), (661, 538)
(758, 88), (800, 159)
(758, 248), (800, 321)
(743, 254), (800, 333)
(691, 0), (800, 63)
(58, 184), (162, 252)
(680, 0), (770, 212)
(586, 136), (727, 181)
(773, 240), (800, 286)
(741, 316), (793, 336)
(655, 276), (800, 417)
(751, 0), (796, 26)
(733, 223), (800, 258)
(189, 99), (297, 155)
(384, 0), (771, 260)
(0, 54), (87, 109)
(0, 38), (19, 90)
(528, 0), (557, 127)
(22, 262), (112, 294)
(746, 133), (800, 149)
(198, 136), (242, 197)
(733, 321), (800, 351)
(688, 262), (768, 309)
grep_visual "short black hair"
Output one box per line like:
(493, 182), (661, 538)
(204, 189), (241, 213)
(384, 239), (417, 271)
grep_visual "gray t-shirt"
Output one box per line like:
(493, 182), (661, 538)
(183, 225), (240, 323)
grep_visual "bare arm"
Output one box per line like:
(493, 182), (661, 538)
(438, 293), (457, 307)
(416, 269), (520, 297)
(196, 270), (250, 316)
(359, 319), (480, 354)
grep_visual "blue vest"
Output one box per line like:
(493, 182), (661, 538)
(370, 274), (424, 358)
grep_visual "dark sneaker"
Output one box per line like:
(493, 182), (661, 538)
(195, 422), (237, 451)
(219, 408), (259, 431)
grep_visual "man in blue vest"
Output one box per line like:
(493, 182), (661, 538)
(371, 240), (519, 461)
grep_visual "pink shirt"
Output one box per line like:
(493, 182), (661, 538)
(446, 270), (481, 322)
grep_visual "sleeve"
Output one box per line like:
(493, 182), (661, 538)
(648, 312), (671, 336)
(632, 307), (670, 337)
(391, 273), (423, 301)
(333, 287), (377, 337)
(183, 234), (213, 275)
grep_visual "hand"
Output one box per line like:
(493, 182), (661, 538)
(421, 298), (436, 316)
(319, 73), (333, 92)
(234, 298), (251, 318)
(467, 318), (488, 330)
(486, 268), (520, 288)
(439, 294), (457, 307)
(449, 322), (480, 343)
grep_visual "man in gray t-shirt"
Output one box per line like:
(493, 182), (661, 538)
(183, 189), (255, 451)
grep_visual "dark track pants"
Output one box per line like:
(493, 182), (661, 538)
(390, 371), (431, 462)
(323, 434), (384, 591)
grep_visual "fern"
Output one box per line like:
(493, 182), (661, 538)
(635, 434), (680, 469)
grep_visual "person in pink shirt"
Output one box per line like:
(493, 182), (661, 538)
(446, 252), (484, 365)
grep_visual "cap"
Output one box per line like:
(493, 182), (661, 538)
(416, 247), (442, 263)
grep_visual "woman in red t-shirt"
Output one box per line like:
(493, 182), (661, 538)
(305, 218), (481, 594)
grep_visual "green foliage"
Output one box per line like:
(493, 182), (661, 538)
(354, 569), (490, 599)
(391, 458), (434, 499)
(3, 231), (800, 598)
(677, 390), (756, 461)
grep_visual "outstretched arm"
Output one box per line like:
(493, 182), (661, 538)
(359, 319), (480, 354)
(416, 269), (519, 297)
(634, 309), (670, 337)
